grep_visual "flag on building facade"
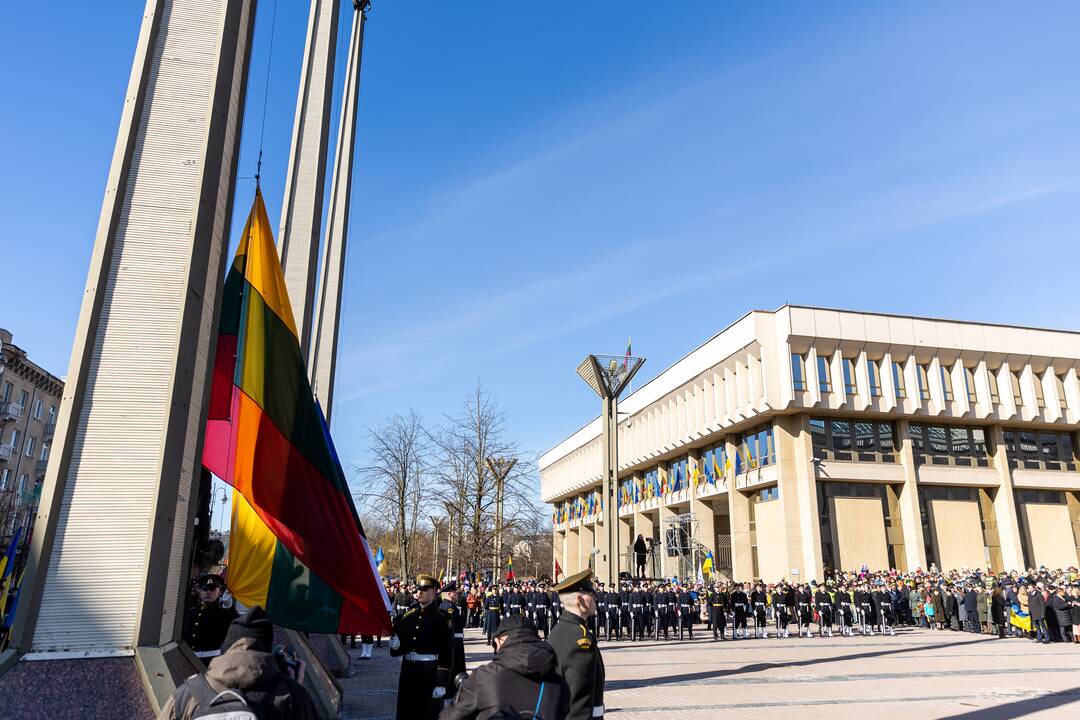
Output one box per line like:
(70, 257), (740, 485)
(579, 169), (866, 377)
(554, 558), (563, 580)
(711, 452), (722, 484)
(202, 191), (391, 636)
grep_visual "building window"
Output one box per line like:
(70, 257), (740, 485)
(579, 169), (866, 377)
(988, 369), (1000, 404)
(39, 443), (48, 462)
(1, 382), (12, 402)
(917, 365), (930, 401)
(791, 353), (806, 392)
(1055, 373), (1068, 409)
(24, 436), (35, 457)
(757, 486), (779, 502)
(19, 390), (29, 410)
(963, 367), (977, 403)
(842, 358), (857, 395)
(16, 474), (27, 495)
(1010, 371), (1023, 405)
(910, 423), (992, 467)
(1003, 429), (1076, 471)
(48, 404), (56, 421)
(868, 360), (881, 397)
(941, 366), (954, 402)
(738, 424), (774, 468)
(0, 469), (9, 491)
(892, 362), (906, 399)
(811, 417), (896, 462)
(817, 355), (832, 393)
(8, 429), (20, 450)
(33, 399), (43, 420)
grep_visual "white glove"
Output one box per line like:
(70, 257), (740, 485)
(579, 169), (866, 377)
(432, 686), (446, 700)
(389, 635), (401, 651)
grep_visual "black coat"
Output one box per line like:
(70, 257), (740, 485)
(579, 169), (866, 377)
(549, 611), (605, 720)
(990, 592), (1006, 626)
(439, 633), (569, 720)
(633, 537), (648, 562)
(1050, 594), (1072, 628)
(1029, 592), (1047, 621)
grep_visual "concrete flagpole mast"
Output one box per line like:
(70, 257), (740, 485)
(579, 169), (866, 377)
(0, 0), (256, 713)
(310, 0), (371, 420)
(577, 354), (644, 589)
(278, 0), (340, 359)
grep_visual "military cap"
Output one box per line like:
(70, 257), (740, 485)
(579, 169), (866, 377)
(440, 580), (458, 593)
(196, 573), (226, 590)
(416, 573), (439, 590)
(553, 568), (595, 594)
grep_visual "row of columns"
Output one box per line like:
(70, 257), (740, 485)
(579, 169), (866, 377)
(554, 413), (1042, 582)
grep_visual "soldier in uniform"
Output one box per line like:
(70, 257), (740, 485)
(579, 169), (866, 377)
(771, 584), (789, 638)
(182, 574), (238, 659)
(390, 574), (453, 720)
(835, 583), (855, 636)
(393, 582), (414, 619)
(815, 582), (835, 637)
(606, 584), (622, 641)
(630, 582), (646, 641)
(677, 586), (695, 640)
(484, 585), (504, 647)
(707, 582), (727, 640)
(797, 583), (814, 637)
(730, 582), (749, 639)
(533, 582), (552, 639)
(440, 580), (466, 700)
(506, 583), (524, 619)
(549, 569), (606, 720)
(750, 582), (768, 639)
(550, 583), (563, 624)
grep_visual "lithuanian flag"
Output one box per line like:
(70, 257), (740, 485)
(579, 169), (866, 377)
(203, 191), (390, 635)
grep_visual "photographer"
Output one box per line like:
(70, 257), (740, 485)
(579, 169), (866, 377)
(158, 606), (317, 720)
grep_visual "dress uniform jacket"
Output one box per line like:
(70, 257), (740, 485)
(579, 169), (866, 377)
(441, 599), (467, 696)
(391, 602), (453, 720)
(182, 598), (238, 655)
(550, 610), (605, 720)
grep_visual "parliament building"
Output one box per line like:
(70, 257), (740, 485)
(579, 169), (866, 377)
(540, 306), (1080, 582)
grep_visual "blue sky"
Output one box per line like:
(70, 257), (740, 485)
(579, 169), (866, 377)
(2, 2), (1079, 477)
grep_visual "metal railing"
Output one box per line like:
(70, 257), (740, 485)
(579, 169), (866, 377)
(42, 422), (56, 438)
(35, 460), (48, 477)
(0, 401), (23, 422)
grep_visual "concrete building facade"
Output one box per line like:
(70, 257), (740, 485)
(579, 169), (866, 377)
(540, 307), (1080, 581)
(0, 329), (64, 550)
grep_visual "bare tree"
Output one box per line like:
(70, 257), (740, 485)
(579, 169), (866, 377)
(355, 410), (428, 579)
(429, 383), (535, 578)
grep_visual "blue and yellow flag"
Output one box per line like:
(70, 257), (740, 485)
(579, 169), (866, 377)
(702, 550), (715, 577)
(1009, 604), (1031, 632)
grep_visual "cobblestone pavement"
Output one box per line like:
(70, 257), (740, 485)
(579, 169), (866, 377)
(340, 626), (1080, 719)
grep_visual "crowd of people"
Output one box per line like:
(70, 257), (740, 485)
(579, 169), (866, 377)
(381, 564), (1080, 647)
(160, 563), (1080, 719)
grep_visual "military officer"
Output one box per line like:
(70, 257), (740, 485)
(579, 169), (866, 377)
(440, 580), (467, 699)
(390, 574), (453, 720)
(533, 582), (552, 639)
(750, 581), (768, 639)
(730, 582), (749, 639)
(707, 582), (727, 640)
(483, 586), (504, 647)
(815, 582), (835, 637)
(181, 573), (238, 659)
(549, 569), (606, 720)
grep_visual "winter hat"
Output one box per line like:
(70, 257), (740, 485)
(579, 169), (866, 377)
(221, 605), (275, 653)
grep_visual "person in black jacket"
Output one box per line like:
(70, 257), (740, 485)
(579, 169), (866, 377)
(633, 534), (648, 579)
(439, 616), (569, 720)
(1049, 585), (1073, 643)
(391, 574), (454, 720)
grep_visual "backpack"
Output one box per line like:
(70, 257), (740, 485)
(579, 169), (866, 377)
(174, 674), (269, 720)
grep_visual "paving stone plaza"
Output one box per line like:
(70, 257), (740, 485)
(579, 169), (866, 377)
(342, 626), (1080, 719)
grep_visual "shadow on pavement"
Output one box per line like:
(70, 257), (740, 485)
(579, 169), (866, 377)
(936, 686), (1080, 720)
(605, 636), (989, 691)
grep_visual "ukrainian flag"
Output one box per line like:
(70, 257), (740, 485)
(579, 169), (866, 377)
(1009, 604), (1031, 632)
(702, 550), (715, 578)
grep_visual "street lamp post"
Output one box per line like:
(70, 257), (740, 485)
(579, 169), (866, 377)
(486, 457), (518, 582)
(576, 353), (644, 588)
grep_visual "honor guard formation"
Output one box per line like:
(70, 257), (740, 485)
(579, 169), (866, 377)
(350, 563), (1080, 720)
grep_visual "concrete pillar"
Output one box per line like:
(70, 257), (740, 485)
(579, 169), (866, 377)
(989, 425), (1025, 571)
(309, 1), (369, 420)
(896, 419), (928, 570)
(5, 0), (257, 710)
(774, 415), (823, 581)
(689, 450), (717, 572)
(659, 500), (675, 578)
(278, 0), (340, 358)
(552, 530), (565, 579)
(579, 521), (595, 574)
(727, 438), (753, 581)
(619, 515), (633, 572)
(566, 527), (580, 575)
